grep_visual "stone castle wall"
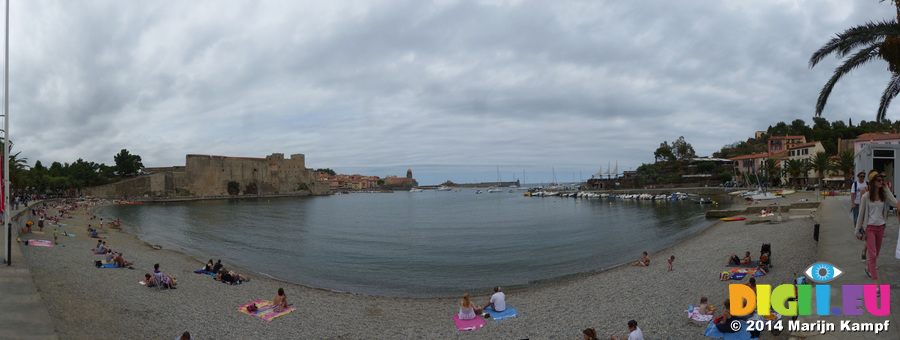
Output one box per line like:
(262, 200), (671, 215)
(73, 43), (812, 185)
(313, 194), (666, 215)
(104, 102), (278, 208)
(83, 153), (328, 198)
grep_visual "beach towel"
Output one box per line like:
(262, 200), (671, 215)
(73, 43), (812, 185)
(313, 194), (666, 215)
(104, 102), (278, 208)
(452, 314), (486, 331)
(687, 307), (714, 322)
(98, 263), (120, 268)
(237, 300), (295, 322)
(61, 232), (76, 237)
(727, 261), (759, 268)
(25, 240), (54, 247)
(726, 268), (765, 281)
(194, 270), (216, 276)
(484, 306), (518, 321)
(702, 321), (753, 340)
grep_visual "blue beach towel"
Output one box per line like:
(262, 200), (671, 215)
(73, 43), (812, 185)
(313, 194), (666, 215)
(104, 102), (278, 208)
(194, 270), (216, 276)
(703, 321), (755, 340)
(484, 306), (518, 321)
(97, 263), (120, 268)
(61, 232), (76, 237)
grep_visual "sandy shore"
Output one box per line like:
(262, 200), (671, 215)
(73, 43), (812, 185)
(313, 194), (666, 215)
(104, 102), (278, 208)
(18, 194), (819, 339)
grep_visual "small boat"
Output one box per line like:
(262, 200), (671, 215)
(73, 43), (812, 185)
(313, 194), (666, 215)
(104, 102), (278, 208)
(776, 190), (796, 195)
(475, 190), (483, 194)
(487, 186), (503, 193)
(693, 198), (714, 204)
(653, 194), (668, 200)
(748, 192), (781, 200)
(720, 217), (747, 221)
(409, 188), (424, 192)
(436, 186), (452, 191)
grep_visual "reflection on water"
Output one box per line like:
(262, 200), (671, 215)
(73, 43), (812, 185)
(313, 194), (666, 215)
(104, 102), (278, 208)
(102, 191), (717, 297)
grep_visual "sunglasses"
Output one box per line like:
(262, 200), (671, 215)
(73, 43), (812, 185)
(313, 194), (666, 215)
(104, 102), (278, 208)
(859, 175), (865, 177)
(876, 178), (885, 182)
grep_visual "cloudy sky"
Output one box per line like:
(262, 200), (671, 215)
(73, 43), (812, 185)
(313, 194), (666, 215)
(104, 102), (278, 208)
(5, 0), (897, 185)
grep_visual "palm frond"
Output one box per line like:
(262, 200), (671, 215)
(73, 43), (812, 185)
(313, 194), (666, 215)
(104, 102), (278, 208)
(810, 20), (900, 67)
(877, 72), (900, 121)
(816, 44), (882, 116)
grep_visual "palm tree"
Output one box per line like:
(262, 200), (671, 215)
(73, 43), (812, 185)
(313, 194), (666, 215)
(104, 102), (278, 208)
(834, 150), (856, 187)
(761, 159), (781, 187)
(809, 1), (900, 121)
(784, 159), (809, 187)
(810, 152), (834, 189)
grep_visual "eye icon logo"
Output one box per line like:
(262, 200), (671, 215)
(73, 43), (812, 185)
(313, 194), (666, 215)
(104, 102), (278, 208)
(804, 262), (842, 283)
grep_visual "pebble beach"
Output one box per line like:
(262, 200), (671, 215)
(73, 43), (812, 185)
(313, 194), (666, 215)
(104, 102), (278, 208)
(17, 195), (818, 339)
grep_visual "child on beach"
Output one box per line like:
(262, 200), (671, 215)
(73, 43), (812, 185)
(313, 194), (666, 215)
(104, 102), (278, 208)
(698, 297), (713, 315)
(53, 229), (59, 245)
(667, 255), (675, 272)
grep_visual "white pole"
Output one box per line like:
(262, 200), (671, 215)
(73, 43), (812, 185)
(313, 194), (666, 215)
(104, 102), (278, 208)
(3, 0), (9, 265)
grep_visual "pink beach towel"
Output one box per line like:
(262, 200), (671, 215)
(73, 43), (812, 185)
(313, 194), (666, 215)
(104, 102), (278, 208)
(453, 314), (486, 331)
(26, 240), (54, 247)
(237, 300), (295, 322)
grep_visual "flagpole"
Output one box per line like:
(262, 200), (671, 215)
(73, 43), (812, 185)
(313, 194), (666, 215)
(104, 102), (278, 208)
(4, 0), (10, 265)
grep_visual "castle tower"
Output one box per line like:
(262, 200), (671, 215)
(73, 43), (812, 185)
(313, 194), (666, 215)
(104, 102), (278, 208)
(407, 168), (412, 179)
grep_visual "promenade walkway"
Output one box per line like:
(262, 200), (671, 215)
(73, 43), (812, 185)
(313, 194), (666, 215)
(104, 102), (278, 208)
(0, 203), (58, 339)
(797, 196), (900, 339)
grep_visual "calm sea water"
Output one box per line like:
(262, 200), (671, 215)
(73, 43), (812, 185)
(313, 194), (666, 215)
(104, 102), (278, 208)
(100, 190), (720, 297)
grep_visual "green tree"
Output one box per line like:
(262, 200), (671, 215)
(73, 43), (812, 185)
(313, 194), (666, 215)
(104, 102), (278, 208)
(761, 158), (781, 185)
(784, 159), (810, 187)
(672, 136), (696, 160)
(315, 168), (336, 176)
(810, 152), (833, 189)
(697, 162), (716, 174)
(834, 150), (856, 187)
(654, 142), (676, 162)
(809, 1), (900, 121)
(113, 149), (143, 177)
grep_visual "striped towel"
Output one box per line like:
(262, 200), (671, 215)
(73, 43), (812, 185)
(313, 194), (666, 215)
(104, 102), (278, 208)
(237, 300), (295, 322)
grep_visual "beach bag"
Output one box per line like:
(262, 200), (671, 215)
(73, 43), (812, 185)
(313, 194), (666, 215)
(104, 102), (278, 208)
(719, 271), (730, 281)
(94, 260), (102, 268)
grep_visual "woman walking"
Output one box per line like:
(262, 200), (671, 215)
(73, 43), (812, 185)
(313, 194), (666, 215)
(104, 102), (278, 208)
(855, 171), (896, 296)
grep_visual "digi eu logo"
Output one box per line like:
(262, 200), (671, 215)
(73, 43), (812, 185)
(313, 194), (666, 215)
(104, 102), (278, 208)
(729, 262), (889, 316)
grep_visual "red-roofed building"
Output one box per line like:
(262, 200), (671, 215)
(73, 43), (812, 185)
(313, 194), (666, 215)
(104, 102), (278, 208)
(768, 135), (807, 154)
(854, 132), (900, 154)
(781, 141), (826, 185)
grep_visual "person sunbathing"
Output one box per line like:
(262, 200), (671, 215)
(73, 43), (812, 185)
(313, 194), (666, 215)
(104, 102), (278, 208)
(727, 252), (751, 266)
(273, 288), (288, 312)
(114, 252), (134, 268)
(458, 293), (483, 320)
(631, 252), (650, 266)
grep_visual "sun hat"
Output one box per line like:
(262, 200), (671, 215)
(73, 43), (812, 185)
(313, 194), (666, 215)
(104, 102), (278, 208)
(869, 172), (887, 182)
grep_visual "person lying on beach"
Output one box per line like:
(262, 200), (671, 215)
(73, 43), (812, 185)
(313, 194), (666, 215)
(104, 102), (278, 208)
(727, 252), (751, 266)
(91, 230), (99, 238)
(114, 252), (133, 268)
(482, 286), (505, 312)
(698, 297), (713, 315)
(631, 252), (650, 266)
(273, 288), (288, 312)
(458, 293), (484, 320)
(744, 277), (757, 293)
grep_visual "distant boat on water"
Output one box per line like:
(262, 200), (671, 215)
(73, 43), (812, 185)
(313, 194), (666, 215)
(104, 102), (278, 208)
(436, 185), (452, 191)
(409, 188), (424, 192)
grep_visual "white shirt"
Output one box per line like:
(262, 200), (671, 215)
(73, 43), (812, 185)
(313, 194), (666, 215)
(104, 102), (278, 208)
(867, 200), (886, 226)
(852, 180), (867, 204)
(490, 292), (506, 312)
(628, 327), (644, 340)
